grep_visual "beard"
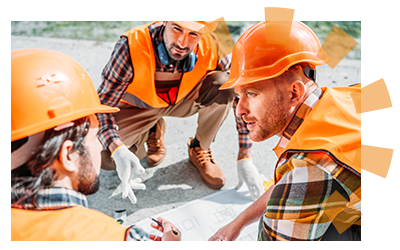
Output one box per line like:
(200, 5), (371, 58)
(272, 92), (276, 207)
(163, 32), (190, 61)
(248, 88), (289, 142)
(166, 43), (190, 61)
(77, 152), (100, 195)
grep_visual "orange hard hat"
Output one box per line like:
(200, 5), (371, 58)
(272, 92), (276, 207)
(220, 21), (330, 90)
(11, 49), (119, 142)
(173, 21), (219, 33)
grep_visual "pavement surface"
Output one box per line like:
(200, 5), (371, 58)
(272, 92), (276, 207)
(11, 35), (361, 226)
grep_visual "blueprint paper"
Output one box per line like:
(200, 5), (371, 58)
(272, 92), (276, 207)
(134, 176), (267, 241)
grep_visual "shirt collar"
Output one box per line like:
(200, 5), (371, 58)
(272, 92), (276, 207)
(150, 21), (164, 48)
(11, 187), (88, 209)
(273, 86), (323, 157)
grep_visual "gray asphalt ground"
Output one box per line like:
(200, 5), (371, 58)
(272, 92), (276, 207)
(11, 35), (361, 226)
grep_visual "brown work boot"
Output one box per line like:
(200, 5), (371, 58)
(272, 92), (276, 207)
(146, 119), (166, 167)
(187, 137), (225, 189)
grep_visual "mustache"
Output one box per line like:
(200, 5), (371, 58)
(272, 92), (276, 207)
(171, 43), (189, 52)
(242, 116), (256, 123)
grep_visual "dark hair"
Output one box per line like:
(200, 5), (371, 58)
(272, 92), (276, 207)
(11, 117), (91, 207)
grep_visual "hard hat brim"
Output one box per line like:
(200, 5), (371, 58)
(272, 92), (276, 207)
(97, 104), (120, 113)
(11, 105), (119, 142)
(220, 56), (330, 90)
(173, 21), (218, 33)
(173, 21), (205, 32)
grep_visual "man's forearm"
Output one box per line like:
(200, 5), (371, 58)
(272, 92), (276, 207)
(237, 147), (251, 160)
(108, 139), (124, 154)
(235, 184), (275, 228)
(96, 111), (122, 151)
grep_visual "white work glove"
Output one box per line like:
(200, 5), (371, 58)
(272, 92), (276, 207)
(111, 145), (146, 204)
(236, 158), (264, 201)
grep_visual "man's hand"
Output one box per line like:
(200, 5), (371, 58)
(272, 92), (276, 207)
(208, 220), (242, 241)
(149, 217), (181, 241)
(111, 145), (146, 204)
(236, 157), (264, 201)
(210, 182), (276, 241)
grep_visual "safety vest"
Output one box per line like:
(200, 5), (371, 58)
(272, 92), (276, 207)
(11, 205), (129, 241)
(275, 84), (361, 179)
(121, 22), (219, 109)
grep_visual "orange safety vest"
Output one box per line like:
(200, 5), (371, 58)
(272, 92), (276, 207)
(11, 205), (129, 241)
(275, 84), (361, 178)
(121, 22), (219, 109)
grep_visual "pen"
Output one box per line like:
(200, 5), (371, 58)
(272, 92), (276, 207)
(150, 217), (179, 235)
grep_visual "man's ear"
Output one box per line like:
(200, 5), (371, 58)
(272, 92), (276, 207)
(58, 140), (79, 173)
(288, 80), (305, 108)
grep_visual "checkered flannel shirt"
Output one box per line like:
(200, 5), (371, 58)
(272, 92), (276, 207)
(258, 87), (361, 241)
(233, 96), (253, 148)
(96, 21), (251, 150)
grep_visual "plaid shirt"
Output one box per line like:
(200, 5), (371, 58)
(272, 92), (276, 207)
(97, 21), (238, 150)
(11, 187), (150, 241)
(233, 96), (252, 148)
(11, 186), (89, 209)
(258, 87), (361, 241)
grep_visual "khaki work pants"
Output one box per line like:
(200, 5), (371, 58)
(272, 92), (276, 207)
(101, 71), (235, 170)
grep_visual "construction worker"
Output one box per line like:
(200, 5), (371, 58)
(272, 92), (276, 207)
(96, 21), (263, 203)
(11, 48), (181, 241)
(209, 21), (361, 241)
